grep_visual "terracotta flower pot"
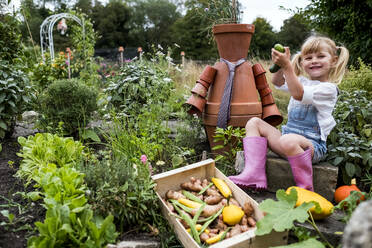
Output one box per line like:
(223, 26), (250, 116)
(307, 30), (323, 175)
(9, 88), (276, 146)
(185, 93), (207, 117)
(213, 24), (255, 61)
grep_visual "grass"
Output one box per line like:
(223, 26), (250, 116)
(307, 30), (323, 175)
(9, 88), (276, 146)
(171, 58), (290, 123)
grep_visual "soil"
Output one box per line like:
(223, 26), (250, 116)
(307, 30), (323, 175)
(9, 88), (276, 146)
(0, 124), (43, 248)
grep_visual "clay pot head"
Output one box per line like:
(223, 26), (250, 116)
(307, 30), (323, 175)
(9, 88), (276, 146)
(213, 24), (255, 61)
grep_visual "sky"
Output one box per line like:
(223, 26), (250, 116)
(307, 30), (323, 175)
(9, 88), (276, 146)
(240, 0), (311, 31)
(7, 0), (311, 31)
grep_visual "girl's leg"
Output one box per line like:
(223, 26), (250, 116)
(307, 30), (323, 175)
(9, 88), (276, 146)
(229, 117), (282, 189)
(244, 117), (286, 157)
(278, 134), (315, 191)
(278, 133), (314, 158)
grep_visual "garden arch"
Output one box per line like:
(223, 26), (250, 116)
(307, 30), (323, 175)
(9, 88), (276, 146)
(40, 13), (85, 62)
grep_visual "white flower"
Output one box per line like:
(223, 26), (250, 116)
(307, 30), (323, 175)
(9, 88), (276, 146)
(156, 160), (165, 166)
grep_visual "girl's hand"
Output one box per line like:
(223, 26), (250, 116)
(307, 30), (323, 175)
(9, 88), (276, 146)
(271, 47), (291, 70)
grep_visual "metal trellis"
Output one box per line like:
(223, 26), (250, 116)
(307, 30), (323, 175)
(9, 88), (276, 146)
(40, 13), (85, 62)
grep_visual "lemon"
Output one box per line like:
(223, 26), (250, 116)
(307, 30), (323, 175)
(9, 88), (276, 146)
(222, 204), (244, 225)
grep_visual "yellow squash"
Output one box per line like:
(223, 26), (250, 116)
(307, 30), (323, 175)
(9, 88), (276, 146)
(286, 186), (334, 220)
(178, 198), (202, 209)
(211, 177), (232, 198)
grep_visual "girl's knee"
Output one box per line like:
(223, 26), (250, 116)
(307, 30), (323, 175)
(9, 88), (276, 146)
(245, 117), (262, 130)
(279, 134), (300, 154)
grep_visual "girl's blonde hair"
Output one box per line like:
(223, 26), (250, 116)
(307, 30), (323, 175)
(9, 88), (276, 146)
(292, 36), (349, 84)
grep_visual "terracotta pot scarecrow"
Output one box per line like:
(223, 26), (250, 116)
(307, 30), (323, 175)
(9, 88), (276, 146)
(185, 24), (283, 153)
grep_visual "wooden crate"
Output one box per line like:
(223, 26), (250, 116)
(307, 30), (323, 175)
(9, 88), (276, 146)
(152, 159), (288, 248)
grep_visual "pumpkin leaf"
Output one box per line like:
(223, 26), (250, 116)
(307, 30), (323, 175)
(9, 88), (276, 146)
(255, 189), (314, 236)
(272, 237), (325, 248)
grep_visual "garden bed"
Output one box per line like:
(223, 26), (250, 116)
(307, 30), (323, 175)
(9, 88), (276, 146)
(0, 137), (43, 248)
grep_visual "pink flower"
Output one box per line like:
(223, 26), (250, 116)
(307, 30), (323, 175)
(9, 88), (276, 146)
(140, 155), (147, 164)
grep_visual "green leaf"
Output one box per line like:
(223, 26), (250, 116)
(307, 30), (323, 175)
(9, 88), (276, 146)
(333, 157), (344, 166)
(0, 93), (5, 103)
(8, 100), (15, 108)
(272, 237), (325, 248)
(0, 120), (7, 130)
(81, 129), (101, 142)
(27, 191), (43, 201)
(255, 189), (314, 236)
(60, 223), (73, 233)
(345, 162), (356, 177)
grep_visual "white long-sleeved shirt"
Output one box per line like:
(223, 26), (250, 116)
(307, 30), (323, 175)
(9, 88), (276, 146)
(275, 76), (338, 141)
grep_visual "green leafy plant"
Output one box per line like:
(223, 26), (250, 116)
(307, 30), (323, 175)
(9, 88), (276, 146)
(104, 59), (173, 116)
(36, 78), (98, 136)
(198, 0), (242, 25)
(339, 58), (372, 93)
(192, 0), (243, 40)
(0, 15), (31, 140)
(0, 61), (31, 139)
(16, 133), (85, 184)
(80, 153), (160, 233)
(326, 90), (372, 185)
(0, 194), (34, 233)
(0, 210), (15, 226)
(212, 126), (245, 175)
(256, 188), (333, 248)
(0, 14), (24, 63)
(16, 133), (117, 247)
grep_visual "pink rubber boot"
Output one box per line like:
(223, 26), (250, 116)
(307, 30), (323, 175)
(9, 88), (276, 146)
(228, 136), (267, 189)
(287, 148), (314, 191)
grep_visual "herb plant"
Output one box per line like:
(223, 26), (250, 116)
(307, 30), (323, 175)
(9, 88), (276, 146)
(36, 78), (98, 136)
(212, 126), (246, 175)
(199, 0), (242, 25)
(0, 61), (31, 139)
(326, 90), (372, 186)
(104, 59), (173, 116)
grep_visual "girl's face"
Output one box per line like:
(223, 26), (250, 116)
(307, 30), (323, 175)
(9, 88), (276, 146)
(301, 47), (337, 82)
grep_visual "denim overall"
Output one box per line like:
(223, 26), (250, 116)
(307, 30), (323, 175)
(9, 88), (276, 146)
(282, 102), (327, 163)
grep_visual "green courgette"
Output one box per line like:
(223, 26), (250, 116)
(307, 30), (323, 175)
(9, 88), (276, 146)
(269, 43), (285, 73)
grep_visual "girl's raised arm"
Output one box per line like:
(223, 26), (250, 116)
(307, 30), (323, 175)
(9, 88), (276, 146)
(272, 47), (304, 100)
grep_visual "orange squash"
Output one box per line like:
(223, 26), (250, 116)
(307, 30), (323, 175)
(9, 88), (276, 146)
(334, 179), (365, 203)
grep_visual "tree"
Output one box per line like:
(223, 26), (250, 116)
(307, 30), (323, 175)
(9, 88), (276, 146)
(277, 14), (312, 53)
(249, 17), (276, 59)
(170, 7), (218, 60)
(127, 0), (181, 50)
(300, 0), (372, 64)
(19, 0), (51, 47)
(91, 1), (132, 48)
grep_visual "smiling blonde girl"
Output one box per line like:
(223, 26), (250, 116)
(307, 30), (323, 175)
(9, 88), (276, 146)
(229, 36), (349, 192)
